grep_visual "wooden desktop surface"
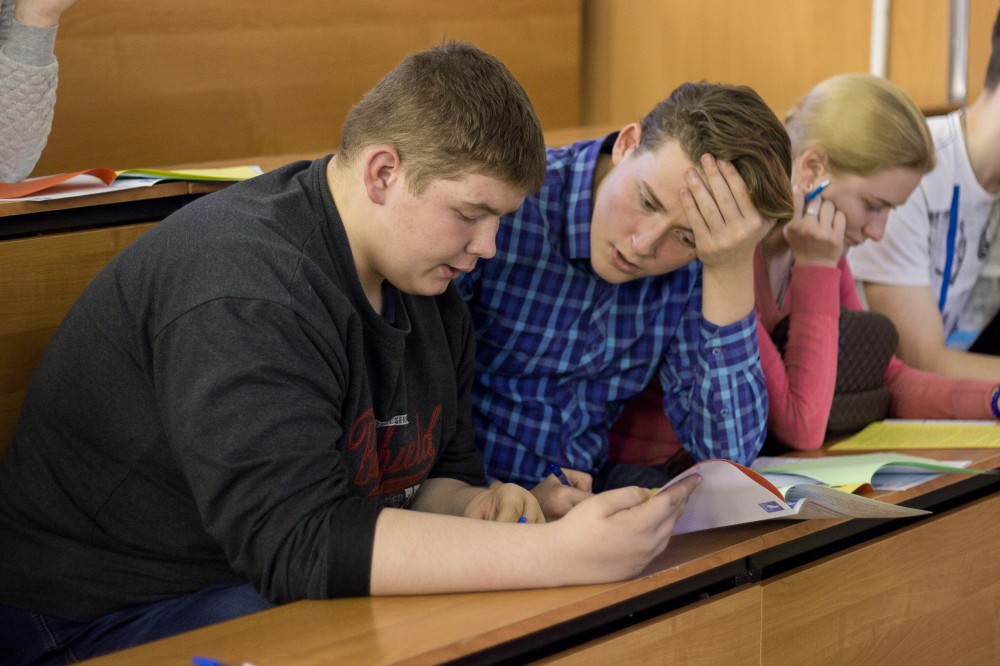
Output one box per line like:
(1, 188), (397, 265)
(80, 448), (1000, 665)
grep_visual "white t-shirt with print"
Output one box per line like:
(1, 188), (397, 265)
(848, 110), (1000, 346)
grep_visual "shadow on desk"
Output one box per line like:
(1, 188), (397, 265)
(81, 449), (1000, 665)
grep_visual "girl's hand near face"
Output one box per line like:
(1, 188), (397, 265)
(783, 189), (846, 267)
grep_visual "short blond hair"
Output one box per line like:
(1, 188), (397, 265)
(336, 42), (546, 194)
(785, 73), (935, 177)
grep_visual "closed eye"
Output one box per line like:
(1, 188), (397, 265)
(674, 228), (696, 249)
(639, 183), (664, 213)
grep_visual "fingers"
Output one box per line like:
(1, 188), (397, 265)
(650, 474), (701, 512)
(784, 194), (846, 267)
(802, 195), (831, 222)
(792, 183), (806, 221)
(707, 155), (756, 222)
(469, 483), (546, 523)
(592, 485), (656, 517)
(561, 468), (594, 492)
(681, 155), (773, 265)
(684, 156), (757, 228)
(514, 499), (546, 524)
(680, 162), (722, 235)
(532, 474), (593, 521)
(799, 197), (844, 242)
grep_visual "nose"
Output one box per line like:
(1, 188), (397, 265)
(466, 218), (499, 259)
(863, 210), (890, 242)
(631, 223), (669, 258)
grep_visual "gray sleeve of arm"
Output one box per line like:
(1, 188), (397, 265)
(0, 17), (59, 182)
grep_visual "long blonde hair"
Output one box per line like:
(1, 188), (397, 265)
(785, 73), (935, 177)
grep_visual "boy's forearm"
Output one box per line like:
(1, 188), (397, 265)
(700, 261), (756, 326)
(370, 508), (561, 595)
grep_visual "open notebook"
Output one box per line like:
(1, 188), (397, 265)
(657, 454), (991, 534)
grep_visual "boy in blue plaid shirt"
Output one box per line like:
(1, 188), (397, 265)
(455, 82), (793, 515)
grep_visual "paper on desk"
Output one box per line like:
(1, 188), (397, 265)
(115, 166), (263, 181)
(0, 166), (262, 202)
(751, 453), (985, 492)
(827, 420), (1000, 451)
(753, 461), (974, 492)
(659, 459), (928, 535)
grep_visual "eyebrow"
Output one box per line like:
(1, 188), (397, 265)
(460, 201), (517, 217)
(640, 181), (667, 213)
(869, 196), (899, 208)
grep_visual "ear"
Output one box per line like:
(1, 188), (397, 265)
(611, 123), (642, 164)
(362, 145), (402, 204)
(794, 147), (830, 190)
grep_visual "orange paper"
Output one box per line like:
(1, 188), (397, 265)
(0, 168), (118, 199)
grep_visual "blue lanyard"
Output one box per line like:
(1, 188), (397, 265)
(938, 184), (961, 312)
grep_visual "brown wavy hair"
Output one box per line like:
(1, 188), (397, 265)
(638, 81), (794, 226)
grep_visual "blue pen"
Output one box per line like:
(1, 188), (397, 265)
(805, 178), (831, 202)
(192, 657), (256, 666)
(192, 658), (231, 666)
(939, 185), (961, 312)
(547, 462), (573, 487)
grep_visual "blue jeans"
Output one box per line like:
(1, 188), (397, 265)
(0, 583), (273, 665)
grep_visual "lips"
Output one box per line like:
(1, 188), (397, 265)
(611, 246), (639, 274)
(442, 262), (477, 279)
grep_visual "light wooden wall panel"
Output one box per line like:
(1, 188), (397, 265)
(966, 0), (1000, 103)
(35, 1), (581, 176)
(583, 0), (871, 124)
(761, 493), (1000, 664)
(583, 0), (999, 125)
(537, 585), (762, 665)
(888, 0), (998, 111)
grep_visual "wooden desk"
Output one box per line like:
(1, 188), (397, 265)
(79, 449), (1000, 665)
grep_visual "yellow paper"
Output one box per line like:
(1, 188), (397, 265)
(115, 166), (262, 181)
(828, 420), (1000, 451)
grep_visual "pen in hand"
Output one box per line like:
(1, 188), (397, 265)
(805, 178), (831, 202)
(548, 462), (573, 487)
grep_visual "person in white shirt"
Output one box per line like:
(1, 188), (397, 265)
(848, 9), (1000, 382)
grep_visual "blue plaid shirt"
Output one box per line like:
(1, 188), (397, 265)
(455, 135), (767, 485)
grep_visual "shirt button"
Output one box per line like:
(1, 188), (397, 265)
(720, 408), (730, 416)
(712, 348), (722, 356)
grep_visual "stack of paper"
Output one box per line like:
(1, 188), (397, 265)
(0, 166), (262, 202)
